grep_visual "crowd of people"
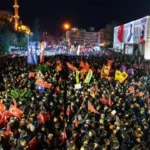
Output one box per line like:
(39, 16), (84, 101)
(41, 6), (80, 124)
(0, 51), (150, 150)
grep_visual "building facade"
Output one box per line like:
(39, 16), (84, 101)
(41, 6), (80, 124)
(113, 16), (150, 60)
(66, 28), (100, 45)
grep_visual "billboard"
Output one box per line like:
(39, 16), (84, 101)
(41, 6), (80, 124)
(27, 42), (40, 64)
(113, 16), (150, 59)
(114, 16), (148, 44)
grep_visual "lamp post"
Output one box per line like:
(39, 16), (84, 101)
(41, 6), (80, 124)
(63, 23), (70, 40)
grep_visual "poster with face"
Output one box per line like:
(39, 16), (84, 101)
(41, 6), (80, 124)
(27, 42), (34, 64)
(27, 42), (39, 64)
(126, 22), (134, 43)
(133, 17), (148, 45)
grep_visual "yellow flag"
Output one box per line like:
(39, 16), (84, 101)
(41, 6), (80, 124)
(75, 71), (80, 84)
(119, 71), (128, 83)
(84, 69), (93, 83)
(115, 70), (121, 81)
(104, 65), (111, 76)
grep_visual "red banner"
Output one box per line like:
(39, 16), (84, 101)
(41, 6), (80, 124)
(117, 24), (124, 42)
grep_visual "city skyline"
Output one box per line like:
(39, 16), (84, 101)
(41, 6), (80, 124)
(0, 0), (149, 35)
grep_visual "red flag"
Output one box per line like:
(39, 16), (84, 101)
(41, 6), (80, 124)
(108, 96), (113, 107)
(2, 126), (11, 139)
(107, 60), (114, 67)
(136, 92), (144, 97)
(0, 111), (10, 125)
(88, 101), (100, 114)
(55, 86), (61, 93)
(66, 105), (72, 117)
(79, 61), (85, 68)
(62, 128), (67, 141)
(29, 72), (35, 78)
(134, 82), (141, 86)
(40, 49), (45, 63)
(73, 116), (78, 128)
(101, 95), (108, 105)
(0, 100), (6, 112)
(37, 112), (50, 124)
(129, 86), (134, 94)
(85, 62), (90, 70)
(66, 62), (78, 71)
(56, 65), (63, 71)
(9, 105), (23, 119)
(9, 98), (23, 119)
(29, 136), (37, 150)
(117, 25), (124, 42)
(43, 81), (51, 89)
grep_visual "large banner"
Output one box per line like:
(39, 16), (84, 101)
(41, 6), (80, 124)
(27, 42), (40, 64)
(114, 17), (148, 45)
(126, 22), (134, 43)
(40, 41), (46, 63)
(133, 17), (148, 45)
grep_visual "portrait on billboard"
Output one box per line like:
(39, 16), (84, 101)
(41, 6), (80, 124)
(127, 23), (134, 43)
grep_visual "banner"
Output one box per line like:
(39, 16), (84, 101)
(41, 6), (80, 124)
(27, 42), (39, 64)
(126, 22), (134, 43)
(84, 69), (93, 84)
(40, 41), (46, 63)
(117, 25), (124, 42)
(75, 71), (80, 84)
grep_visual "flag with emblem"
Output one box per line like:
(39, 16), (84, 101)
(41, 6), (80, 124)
(119, 71), (128, 83)
(115, 70), (122, 81)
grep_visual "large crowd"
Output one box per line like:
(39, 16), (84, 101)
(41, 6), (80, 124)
(0, 52), (150, 150)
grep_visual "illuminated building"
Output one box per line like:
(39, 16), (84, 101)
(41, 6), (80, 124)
(0, 11), (13, 23)
(18, 25), (31, 34)
(66, 28), (100, 45)
(13, 0), (31, 34)
(113, 16), (150, 60)
(0, 0), (31, 34)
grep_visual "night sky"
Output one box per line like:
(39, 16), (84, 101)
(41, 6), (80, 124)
(0, 0), (149, 35)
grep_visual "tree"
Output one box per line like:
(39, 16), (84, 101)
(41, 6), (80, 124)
(32, 18), (40, 41)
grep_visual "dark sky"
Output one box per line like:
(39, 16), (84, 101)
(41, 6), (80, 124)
(0, 0), (149, 35)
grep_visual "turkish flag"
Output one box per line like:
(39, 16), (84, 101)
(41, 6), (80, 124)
(29, 136), (37, 150)
(37, 112), (50, 124)
(117, 25), (124, 42)
(88, 101), (100, 114)
(0, 101), (6, 112)
(108, 96), (114, 107)
(101, 95), (108, 105)
(62, 128), (67, 141)
(73, 116), (78, 128)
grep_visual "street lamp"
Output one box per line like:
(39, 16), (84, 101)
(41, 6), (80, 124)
(64, 23), (70, 31)
(63, 23), (71, 44)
